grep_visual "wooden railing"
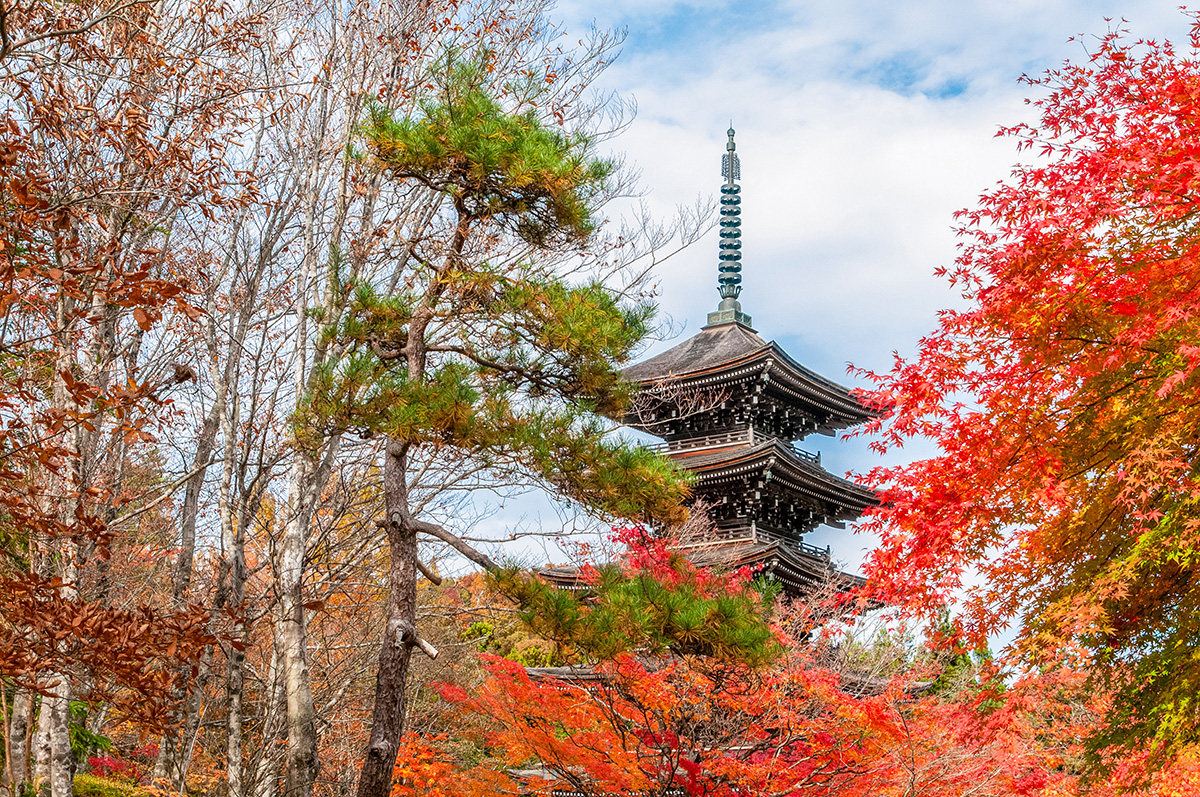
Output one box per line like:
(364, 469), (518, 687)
(752, 525), (833, 559)
(789, 443), (821, 465)
(645, 429), (821, 466)
(647, 428), (753, 453)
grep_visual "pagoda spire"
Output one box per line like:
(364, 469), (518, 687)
(707, 126), (753, 328)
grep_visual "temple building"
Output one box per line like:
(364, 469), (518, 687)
(539, 128), (876, 598)
(619, 127), (876, 596)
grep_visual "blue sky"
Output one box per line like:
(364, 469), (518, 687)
(559, 1), (1193, 375)
(507, 1), (1197, 573)
(467, 3), (1197, 583)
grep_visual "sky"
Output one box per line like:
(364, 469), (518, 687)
(491, 0), (1198, 574)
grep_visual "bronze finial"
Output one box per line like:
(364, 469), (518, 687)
(708, 126), (752, 328)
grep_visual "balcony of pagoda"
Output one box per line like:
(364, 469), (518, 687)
(646, 427), (821, 464)
(629, 378), (847, 445)
(657, 435), (876, 537)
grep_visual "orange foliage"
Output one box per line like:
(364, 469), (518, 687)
(396, 654), (1200, 796)
(853, 9), (1200, 765)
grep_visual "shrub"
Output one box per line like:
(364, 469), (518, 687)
(72, 774), (150, 797)
(86, 756), (139, 782)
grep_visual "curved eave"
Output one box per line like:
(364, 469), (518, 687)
(760, 342), (878, 429)
(623, 326), (878, 430)
(672, 439), (878, 516)
(538, 542), (867, 601)
(687, 540), (867, 593)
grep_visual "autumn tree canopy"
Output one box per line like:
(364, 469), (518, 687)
(0, 2), (711, 796)
(856, 12), (1200, 769)
(295, 54), (693, 797)
(394, 528), (1165, 797)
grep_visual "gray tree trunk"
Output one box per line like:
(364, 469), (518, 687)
(277, 453), (321, 797)
(165, 645), (212, 793)
(249, 635), (284, 797)
(45, 685), (70, 797)
(218, 383), (247, 797)
(7, 688), (32, 797)
(32, 699), (48, 794)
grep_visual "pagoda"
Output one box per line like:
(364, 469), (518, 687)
(620, 127), (878, 597)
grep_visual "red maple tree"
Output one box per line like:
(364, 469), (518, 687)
(853, 10), (1200, 770)
(386, 531), (1132, 797)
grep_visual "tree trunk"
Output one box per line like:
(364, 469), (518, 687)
(8, 688), (32, 796)
(149, 728), (173, 788)
(32, 694), (49, 795)
(277, 592), (317, 797)
(249, 634), (284, 797)
(45, 685), (70, 797)
(175, 400), (223, 604)
(172, 681), (206, 793)
(278, 453), (320, 797)
(225, 526), (249, 797)
(355, 439), (419, 797)
(217, 373), (247, 797)
(159, 641), (213, 793)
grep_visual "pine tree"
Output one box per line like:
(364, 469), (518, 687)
(293, 54), (691, 797)
(494, 526), (780, 667)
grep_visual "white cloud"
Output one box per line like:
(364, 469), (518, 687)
(494, 1), (1199, 574)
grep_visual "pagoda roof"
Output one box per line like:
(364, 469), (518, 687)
(669, 437), (877, 519)
(536, 539), (865, 600)
(622, 322), (876, 430)
(623, 322), (769, 381)
(684, 538), (866, 593)
(538, 564), (593, 592)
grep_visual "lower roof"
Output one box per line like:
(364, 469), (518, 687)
(537, 538), (865, 598)
(668, 437), (878, 516)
